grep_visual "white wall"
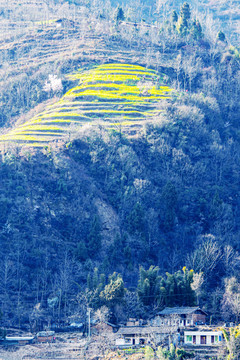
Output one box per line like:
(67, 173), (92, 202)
(116, 338), (125, 346)
(184, 331), (222, 346)
(115, 336), (142, 346)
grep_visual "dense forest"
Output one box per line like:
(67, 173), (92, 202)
(0, 0), (240, 333)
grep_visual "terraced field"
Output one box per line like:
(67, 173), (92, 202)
(0, 63), (174, 147)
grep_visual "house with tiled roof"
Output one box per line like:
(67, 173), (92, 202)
(151, 307), (207, 327)
(115, 323), (177, 347)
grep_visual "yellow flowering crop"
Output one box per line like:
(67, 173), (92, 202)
(0, 63), (174, 147)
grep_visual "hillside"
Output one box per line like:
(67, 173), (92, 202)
(0, 0), (240, 340)
(0, 63), (173, 146)
(0, 9), (177, 134)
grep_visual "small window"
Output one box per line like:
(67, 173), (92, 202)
(186, 335), (192, 342)
(219, 335), (222, 342)
(215, 336), (218, 342)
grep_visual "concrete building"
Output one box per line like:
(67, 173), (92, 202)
(184, 330), (223, 346)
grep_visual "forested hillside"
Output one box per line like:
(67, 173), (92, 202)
(0, 0), (240, 331)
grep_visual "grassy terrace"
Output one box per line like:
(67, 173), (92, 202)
(0, 63), (174, 147)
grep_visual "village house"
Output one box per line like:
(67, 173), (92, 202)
(151, 307), (207, 327)
(114, 309), (225, 354)
(115, 326), (173, 347)
(115, 319), (178, 348)
(37, 330), (55, 343)
(55, 18), (75, 28)
(184, 329), (223, 346)
(0, 336), (35, 346)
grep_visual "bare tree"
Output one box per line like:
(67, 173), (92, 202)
(182, 55), (202, 93)
(191, 272), (204, 305)
(0, 258), (16, 325)
(94, 305), (109, 324)
(223, 245), (240, 277)
(222, 277), (240, 323)
(187, 234), (222, 275)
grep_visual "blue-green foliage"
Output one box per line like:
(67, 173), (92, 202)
(137, 266), (196, 307)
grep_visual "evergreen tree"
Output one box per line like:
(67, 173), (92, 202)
(161, 182), (177, 232)
(123, 245), (132, 268)
(160, 267), (196, 307)
(109, 233), (123, 265)
(180, 2), (191, 23)
(86, 268), (106, 309)
(171, 10), (178, 24)
(88, 216), (102, 257)
(182, 266), (195, 306)
(87, 273), (93, 290)
(137, 266), (195, 308)
(171, 10), (178, 32)
(93, 267), (99, 289)
(75, 240), (88, 261)
(127, 202), (145, 235)
(114, 5), (125, 24)
(99, 273), (106, 289)
(217, 30), (226, 42)
(177, 2), (191, 35)
(100, 272), (125, 308)
(191, 19), (203, 40)
(137, 266), (161, 306)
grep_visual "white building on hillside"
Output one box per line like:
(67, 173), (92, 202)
(184, 330), (223, 346)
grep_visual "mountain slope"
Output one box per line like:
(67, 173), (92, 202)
(0, 0), (240, 332)
(0, 63), (174, 146)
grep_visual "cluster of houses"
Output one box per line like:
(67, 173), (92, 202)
(0, 306), (224, 359)
(0, 330), (55, 346)
(115, 306), (223, 350)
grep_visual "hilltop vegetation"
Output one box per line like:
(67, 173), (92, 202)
(0, 0), (239, 134)
(0, 0), (240, 332)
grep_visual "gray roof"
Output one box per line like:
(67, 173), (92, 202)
(37, 331), (55, 337)
(157, 307), (207, 316)
(117, 326), (171, 335)
(6, 336), (34, 341)
(105, 321), (118, 328)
